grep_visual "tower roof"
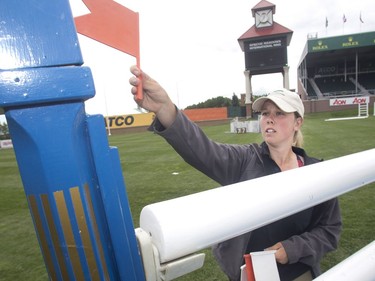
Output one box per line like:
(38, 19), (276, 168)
(238, 22), (293, 51)
(251, 0), (276, 17)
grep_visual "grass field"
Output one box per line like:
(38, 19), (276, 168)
(1, 109), (374, 280)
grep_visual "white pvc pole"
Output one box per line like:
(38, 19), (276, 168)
(313, 241), (375, 281)
(140, 149), (375, 263)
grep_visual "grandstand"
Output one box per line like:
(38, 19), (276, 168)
(297, 31), (375, 100)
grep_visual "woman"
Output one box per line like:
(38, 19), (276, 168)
(129, 66), (342, 281)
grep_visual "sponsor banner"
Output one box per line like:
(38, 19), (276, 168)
(104, 112), (155, 129)
(0, 139), (13, 149)
(330, 96), (369, 106)
(308, 31), (375, 53)
(316, 66), (337, 75)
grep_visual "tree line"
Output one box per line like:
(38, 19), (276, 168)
(185, 93), (240, 109)
(0, 122), (9, 140)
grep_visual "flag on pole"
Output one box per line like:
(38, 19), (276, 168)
(343, 14), (347, 23)
(74, 0), (140, 60)
(75, 0), (142, 100)
(325, 17), (328, 28)
(360, 12), (364, 23)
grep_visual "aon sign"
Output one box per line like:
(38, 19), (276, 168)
(330, 96), (369, 106)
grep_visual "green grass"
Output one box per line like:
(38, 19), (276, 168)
(1, 110), (374, 280)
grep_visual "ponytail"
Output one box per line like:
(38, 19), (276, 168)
(294, 130), (304, 148)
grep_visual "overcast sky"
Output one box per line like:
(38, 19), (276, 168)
(70, 0), (375, 117)
(1, 0), (374, 123)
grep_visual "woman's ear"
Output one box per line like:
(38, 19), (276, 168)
(295, 116), (303, 130)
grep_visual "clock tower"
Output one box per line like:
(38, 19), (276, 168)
(238, 0), (293, 117)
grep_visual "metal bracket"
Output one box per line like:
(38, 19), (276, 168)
(135, 228), (205, 281)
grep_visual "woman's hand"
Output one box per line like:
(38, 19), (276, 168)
(129, 65), (177, 128)
(266, 242), (289, 264)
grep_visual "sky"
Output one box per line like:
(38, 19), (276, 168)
(1, 0), (375, 123)
(70, 0), (375, 117)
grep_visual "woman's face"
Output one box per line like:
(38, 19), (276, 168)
(260, 100), (303, 147)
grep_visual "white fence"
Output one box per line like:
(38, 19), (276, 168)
(230, 117), (260, 133)
(0, 139), (13, 149)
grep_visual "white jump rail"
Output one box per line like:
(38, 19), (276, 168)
(314, 240), (375, 281)
(140, 149), (375, 263)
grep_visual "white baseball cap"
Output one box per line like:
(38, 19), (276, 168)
(252, 89), (304, 118)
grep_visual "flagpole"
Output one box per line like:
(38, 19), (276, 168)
(360, 11), (364, 32)
(103, 83), (111, 136)
(325, 17), (328, 35)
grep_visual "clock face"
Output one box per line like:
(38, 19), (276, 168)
(255, 9), (273, 28)
(260, 12), (269, 23)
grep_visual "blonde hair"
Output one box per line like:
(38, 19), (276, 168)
(293, 130), (304, 148)
(293, 112), (304, 148)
